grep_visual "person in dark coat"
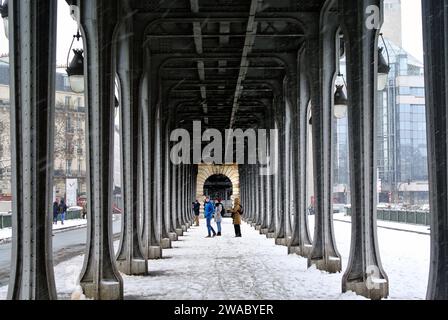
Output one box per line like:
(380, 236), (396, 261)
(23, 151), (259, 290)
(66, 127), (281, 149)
(58, 199), (67, 225)
(193, 200), (200, 226)
(53, 200), (59, 224)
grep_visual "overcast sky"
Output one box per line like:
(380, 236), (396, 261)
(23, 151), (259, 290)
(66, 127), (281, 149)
(0, 0), (424, 64)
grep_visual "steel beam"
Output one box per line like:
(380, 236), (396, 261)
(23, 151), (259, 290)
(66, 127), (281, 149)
(115, 18), (148, 276)
(422, 0), (448, 300)
(78, 0), (123, 300)
(307, 4), (342, 273)
(7, 0), (58, 300)
(340, 0), (389, 299)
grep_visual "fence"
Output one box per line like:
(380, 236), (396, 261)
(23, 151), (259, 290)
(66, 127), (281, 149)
(0, 213), (11, 229)
(1, 209), (82, 229)
(345, 207), (430, 226)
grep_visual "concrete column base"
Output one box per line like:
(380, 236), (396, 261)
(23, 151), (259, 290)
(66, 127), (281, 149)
(81, 280), (122, 300)
(175, 228), (184, 237)
(275, 238), (288, 246)
(255, 225), (261, 231)
(168, 232), (178, 241)
(288, 245), (312, 257)
(186, 222), (191, 228)
(160, 238), (172, 249)
(181, 225), (187, 232)
(344, 279), (389, 300)
(308, 256), (342, 273)
(266, 232), (275, 238)
(260, 228), (269, 235)
(116, 259), (147, 275)
(147, 246), (162, 260)
(250, 222), (257, 227)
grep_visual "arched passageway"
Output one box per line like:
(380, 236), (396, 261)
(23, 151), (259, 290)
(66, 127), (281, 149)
(204, 174), (233, 208)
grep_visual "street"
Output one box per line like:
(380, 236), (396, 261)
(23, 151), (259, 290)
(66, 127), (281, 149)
(0, 219), (121, 287)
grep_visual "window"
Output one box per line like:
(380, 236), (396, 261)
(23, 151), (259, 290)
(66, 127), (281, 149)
(66, 160), (72, 175)
(65, 96), (72, 108)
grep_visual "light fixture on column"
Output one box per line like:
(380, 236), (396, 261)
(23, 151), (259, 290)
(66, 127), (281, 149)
(378, 34), (391, 91)
(66, 30), (84, 93)
(0, 0), (8, 39)
(334, 84), (348, 119)
(333, 71), (348, 119)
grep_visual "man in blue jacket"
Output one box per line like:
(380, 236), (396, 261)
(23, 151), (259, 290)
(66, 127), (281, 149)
(204, 197), (216, 237)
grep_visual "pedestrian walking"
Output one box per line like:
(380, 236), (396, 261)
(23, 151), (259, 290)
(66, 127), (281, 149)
(58, 199), (67, 225)
(214, 198), (223, 236)
(53, 199), (59, 224)
(82, 201), (87, 219)
(204, 197), (216, 237)
(193, 200), (200, 226)
(230, 198), (243, 237)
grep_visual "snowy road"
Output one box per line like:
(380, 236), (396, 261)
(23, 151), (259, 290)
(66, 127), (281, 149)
(0, 216), (429, 300)
(0, 219), (121, 287)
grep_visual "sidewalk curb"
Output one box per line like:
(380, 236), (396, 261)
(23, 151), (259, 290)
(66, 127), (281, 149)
(334, 218), (430, 236)
(0, 223), (88, 245)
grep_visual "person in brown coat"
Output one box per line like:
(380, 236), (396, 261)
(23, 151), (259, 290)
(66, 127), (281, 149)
(230, 198), (243, 237)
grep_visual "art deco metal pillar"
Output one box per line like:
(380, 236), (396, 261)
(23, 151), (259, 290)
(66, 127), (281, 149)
(141, 57), (162, 260)
(289, 46), (313, 257)
(267, 122), (278, 238)
(306, 11), (342, 272)
(159, 121), (171, 249)
(422, 0), (448, 300)
(7, 0), (57, 300)
(254, 164), (261, 228)
(115, 18), (147, 275)
(340, 0), (388, 299)
(167, 131), (178, 241)
(78, 0), (123, 299)
(275, 97), (287, 245)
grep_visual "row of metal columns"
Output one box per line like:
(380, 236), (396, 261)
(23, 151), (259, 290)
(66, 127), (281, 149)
(6, 0), (197, 300)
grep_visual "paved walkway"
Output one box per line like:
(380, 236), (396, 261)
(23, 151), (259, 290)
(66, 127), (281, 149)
(0, 216), (429, 300)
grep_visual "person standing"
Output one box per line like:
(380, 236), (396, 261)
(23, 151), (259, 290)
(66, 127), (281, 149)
(193, 200), (200, 226)
(53, 199), (59, 225)
(230, 198), (243, 237)
(59, 198), (67, 225)
(204, 197), (216, 238)
(214, 198), (223, 236)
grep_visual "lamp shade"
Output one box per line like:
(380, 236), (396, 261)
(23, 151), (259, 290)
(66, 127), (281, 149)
(378, 47), (390, 90)
(334, 85), (348, 119)
(0, 0), (8, 39)
(66, 49), (84, 93)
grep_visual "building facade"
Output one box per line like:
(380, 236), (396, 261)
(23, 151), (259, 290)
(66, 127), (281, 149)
(0, 56), (86, 205)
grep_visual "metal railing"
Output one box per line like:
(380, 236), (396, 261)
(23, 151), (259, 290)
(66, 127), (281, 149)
(345, 207), (430, 226)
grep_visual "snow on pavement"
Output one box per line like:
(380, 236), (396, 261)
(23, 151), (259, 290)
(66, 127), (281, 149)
(0, 216), (430, 300)
(0, 219), (88, 242)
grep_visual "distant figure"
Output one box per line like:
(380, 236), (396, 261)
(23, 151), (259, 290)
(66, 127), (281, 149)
(193, 200), (200, 226)
(58, 199), (67, 225)
(230, 198), (243, 237)
(204, 197), (216, 238)
(82, 201), (87, 219)
(214, 198), (223, 236)
(53, 200), (59, 224)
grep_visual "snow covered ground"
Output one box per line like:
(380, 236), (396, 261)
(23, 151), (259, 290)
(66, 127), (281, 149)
(0, 216), (430, 300)
(0, 219), (88, 242)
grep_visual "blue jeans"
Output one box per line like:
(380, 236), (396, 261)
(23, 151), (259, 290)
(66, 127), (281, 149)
(61, 212), (65, 224)
(206, 217), (216, 236)
(216, 221), (222, 233)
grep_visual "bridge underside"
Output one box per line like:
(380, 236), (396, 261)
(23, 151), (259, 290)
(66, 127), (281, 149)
(4, 0), (448, 300)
